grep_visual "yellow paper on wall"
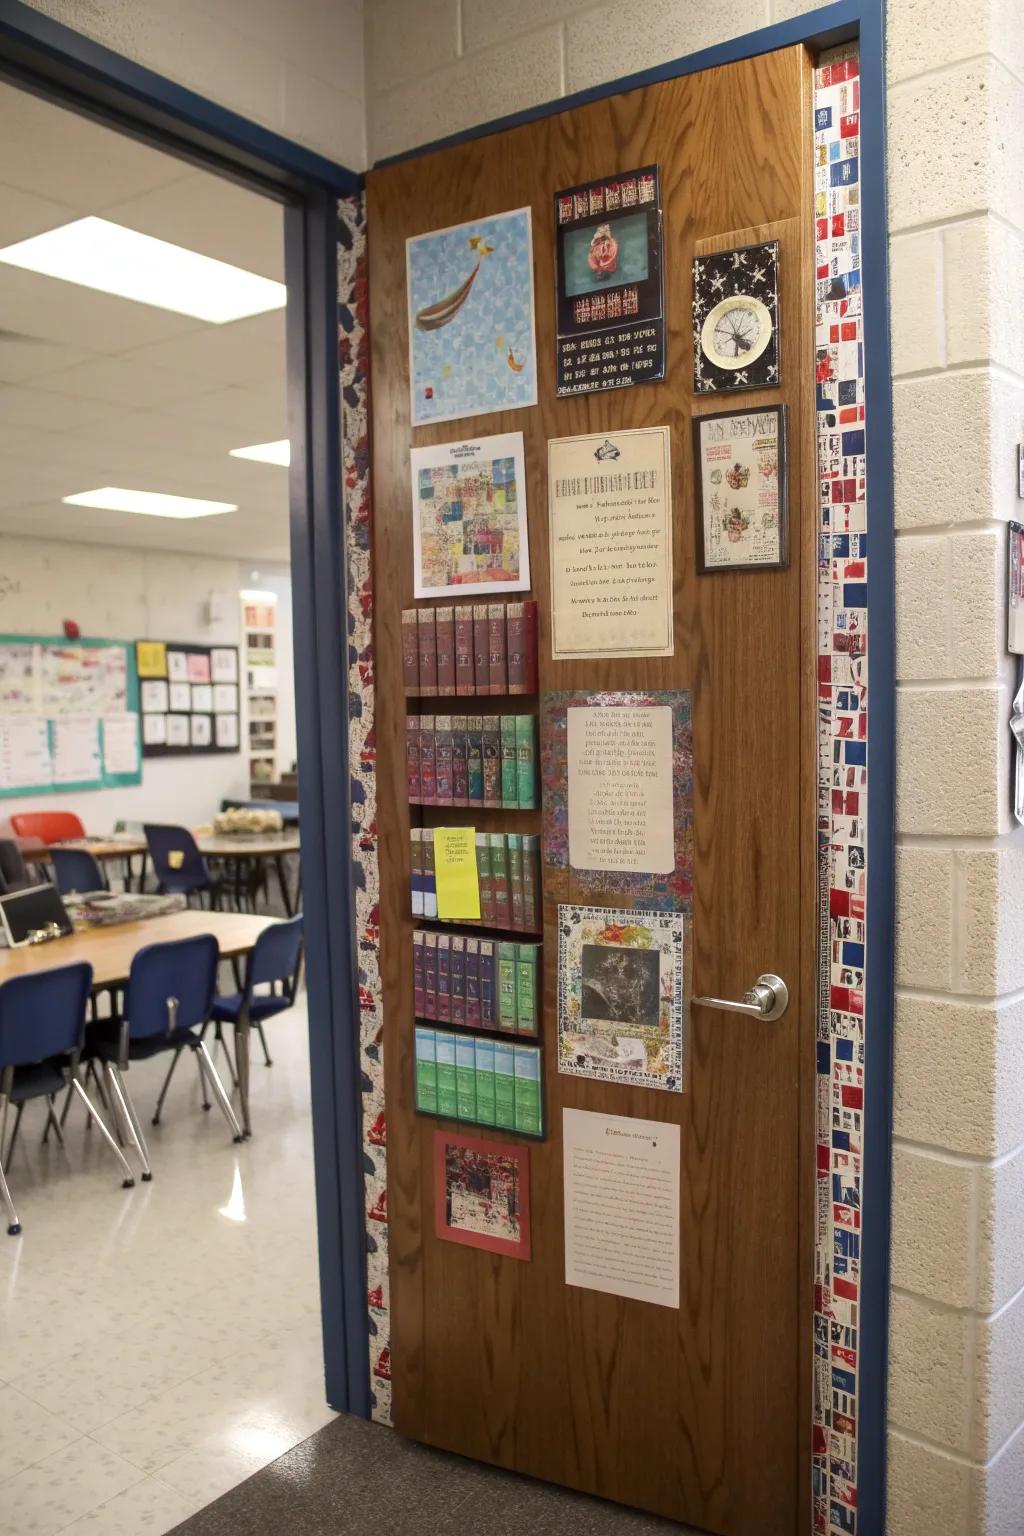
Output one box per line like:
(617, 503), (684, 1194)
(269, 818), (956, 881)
(136, 641), (167, 678)
(434, 827), (480, 919)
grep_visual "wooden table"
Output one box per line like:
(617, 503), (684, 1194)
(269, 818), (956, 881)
(0, 909), (278, 1136)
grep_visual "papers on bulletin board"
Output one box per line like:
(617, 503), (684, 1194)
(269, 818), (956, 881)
(169, 682), (191, 713)
(167, 650), (188, 682)
(214, 713), (239, 750)
(563, 1107), (679, 1308)
(167, 715), (189, 748)
(51, 715), (101, 785)
(0, 717), (51, 790)
(212, 683), (237, 714)
(190, 714), (212, 748)
(187, 652), (211, 684)
(101, 714), (140, 776)
(191, 683), (213, 713)
(136, 641), (167, 678)
(140, 679), (168, 713)
(142, 713), (167, 746)
(211, 648), (238, 683)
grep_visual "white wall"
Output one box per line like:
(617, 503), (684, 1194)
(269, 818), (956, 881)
(363, 1), (1024, 1530)
(0, 534), (253, 831)
(16, 0), (367, 170)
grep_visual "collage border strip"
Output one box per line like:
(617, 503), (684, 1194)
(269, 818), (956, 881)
(812, 43), (867, 1536)
(337, 192), (393, 1425)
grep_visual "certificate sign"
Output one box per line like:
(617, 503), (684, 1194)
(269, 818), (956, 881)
(549, 427), (673, 658)
(694, 405), (787, 572)
(563, 1107), (680, 1307)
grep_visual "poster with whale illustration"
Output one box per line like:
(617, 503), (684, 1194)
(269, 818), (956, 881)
(406, 207), (537, 427)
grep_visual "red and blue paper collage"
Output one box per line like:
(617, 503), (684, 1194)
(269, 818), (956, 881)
(812, 45), (866, 1536)
(337, 194), (393, 1424)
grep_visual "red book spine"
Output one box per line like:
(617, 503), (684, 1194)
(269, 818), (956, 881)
(401, 608), (420, 694)
(507, 602), (526, 694)
(473, 605), (490, 695)
(454, 605), (475, 696)
(418, 715), (436, 805)
(417, 609), (437, 697)
(435, 606), (456, 697)
(523, 600), (538, 693)
(488, 603), (507, 695)
(405, 715), (421, 801)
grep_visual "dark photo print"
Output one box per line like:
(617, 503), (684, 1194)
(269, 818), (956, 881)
(580, 943), (660, 1028)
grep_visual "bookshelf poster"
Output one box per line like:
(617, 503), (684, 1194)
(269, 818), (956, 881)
(557, 904), (686, 1093)
(554, 164), (665, 397)
(433, 1131), (531, 1260)
(541, 690), (693, 912)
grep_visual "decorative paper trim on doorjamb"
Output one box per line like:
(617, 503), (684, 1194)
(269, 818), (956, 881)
(812, 43), (866, 1536)
(337, 193), (392, 1425)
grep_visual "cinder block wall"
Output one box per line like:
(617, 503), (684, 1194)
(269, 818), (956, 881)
(363, 1), (1024, 1531)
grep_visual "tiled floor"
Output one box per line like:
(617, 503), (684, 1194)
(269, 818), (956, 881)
(0, 994), (334, 1536)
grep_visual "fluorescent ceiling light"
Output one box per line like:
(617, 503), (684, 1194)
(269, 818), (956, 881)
(63, 487), (236, 520)
(230, 440), (290, 467)
(0, 216), (286, 323)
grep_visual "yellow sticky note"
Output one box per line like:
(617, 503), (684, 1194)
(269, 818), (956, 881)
(434, 827), (480, 920)
(137, 641), (167, 678)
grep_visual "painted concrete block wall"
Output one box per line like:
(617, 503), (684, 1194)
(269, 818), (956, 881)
(362, 1), (1024, 1531)
(14, 0), (367, 169)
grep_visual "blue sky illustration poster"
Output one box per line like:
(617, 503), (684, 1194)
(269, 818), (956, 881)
(407, 207), (538, 427)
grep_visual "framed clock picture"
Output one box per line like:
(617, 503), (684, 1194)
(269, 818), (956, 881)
(692, 240), (780, 393)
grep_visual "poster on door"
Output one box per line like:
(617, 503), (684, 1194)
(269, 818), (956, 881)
(554, 165), (665, 396)
(557, 903), (686, 1092)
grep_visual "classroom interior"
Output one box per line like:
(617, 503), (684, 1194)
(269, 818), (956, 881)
(0, 77), (328, 1535)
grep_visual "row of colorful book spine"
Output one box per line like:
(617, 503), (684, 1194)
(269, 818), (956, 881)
(411, 830), (541, 930)
(406, 713), (536, 807)
(414, 1028), (543, 1136)
(413, 930), (540, 1035)
(402, 600), (538, 697)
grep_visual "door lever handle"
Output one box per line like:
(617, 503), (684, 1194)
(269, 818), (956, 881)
(691, 973), (789, 1022)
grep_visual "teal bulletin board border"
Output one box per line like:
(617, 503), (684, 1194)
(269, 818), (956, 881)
(0, 634), (142, 797)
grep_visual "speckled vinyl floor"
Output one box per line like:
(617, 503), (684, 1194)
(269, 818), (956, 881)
(168, 1412), (695, 1535)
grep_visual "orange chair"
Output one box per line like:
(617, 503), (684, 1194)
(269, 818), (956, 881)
(10, 811), (85, 845)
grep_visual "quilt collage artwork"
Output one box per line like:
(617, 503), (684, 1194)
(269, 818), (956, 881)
(342, 35), (875, 1512)
(812, 45), (867, 1536)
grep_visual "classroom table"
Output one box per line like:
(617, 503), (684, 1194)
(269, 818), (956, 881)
(23, 832), (301, 916)
(0, 908), (278, 1137)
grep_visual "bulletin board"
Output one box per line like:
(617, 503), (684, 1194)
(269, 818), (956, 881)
(135, 640), (241, 758)
(0, 634), (142, 796)
(367, 42), (818, 1536)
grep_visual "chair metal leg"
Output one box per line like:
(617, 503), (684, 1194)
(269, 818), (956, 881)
(256, 1021), (273, 1068)
(193, 1043), (243, 1142)
(105, 1065), (152, 1181)
(0, 1093), (20, 1235)
(194, 1046), (212, 1110)
(152, 1047), (183, 1126)
(5, 1102), (25, 1165)
(214, 1024), (238, 1088)
(44, 1096), (64, 1148)
(71, 1079), (135, 1189)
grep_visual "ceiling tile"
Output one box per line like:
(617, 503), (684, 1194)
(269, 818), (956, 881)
(122, 320), (283, 386)
(0, 334), (97, 383)
(0, 266), (202, 352)
(0, 183), (80, 246)
(105, 172), (286, 281)
(0, 386), (128, 434)
(29, 355), (218, 409)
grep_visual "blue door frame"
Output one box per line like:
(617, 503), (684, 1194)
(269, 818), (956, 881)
(0, 0), (370, 1417)
(0, 2), (894, 1529)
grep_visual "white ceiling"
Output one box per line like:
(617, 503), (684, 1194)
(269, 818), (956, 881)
(0, 81), (291, 563)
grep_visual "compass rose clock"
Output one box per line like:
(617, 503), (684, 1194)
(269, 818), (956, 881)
(692, 240), (780, 393)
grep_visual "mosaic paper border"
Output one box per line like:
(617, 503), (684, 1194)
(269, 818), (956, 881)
(337, 194), (392, 1425)
(812, 45), (866, 1535)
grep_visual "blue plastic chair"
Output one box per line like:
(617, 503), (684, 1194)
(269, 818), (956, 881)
(143, 824), (223, 906)
(88, 934), (242, 1180)
(0, 840), (32, 895)
(157, 916), (303, 1136)
(51, 847), (107, 896)
(0, 962), (135, 1235)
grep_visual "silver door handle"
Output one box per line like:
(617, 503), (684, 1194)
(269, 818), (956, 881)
(691, 973), (789, 1022)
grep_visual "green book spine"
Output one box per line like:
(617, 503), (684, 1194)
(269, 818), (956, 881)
(414, 1026), (437, 1114)
(494, 1041), (516, 1129)
(474, 1037), (496, 1126)
(513, 1044), (543, 1136)
(455, 1034), (477, 1122)
(507, 833), (524, 930)
(515, 713), (536, 809)
(522, 833), (540, 931)
(515, 944), (538, 1036)
(500, 714), (518, 808)
(434, 1030), (458, 1119)
(498, 940), (518, 1032)
(490, 832), (511, 928)
(476, 832), (493, 924)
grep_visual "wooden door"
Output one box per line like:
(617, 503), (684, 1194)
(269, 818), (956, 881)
(368, 44), (816, 1536)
